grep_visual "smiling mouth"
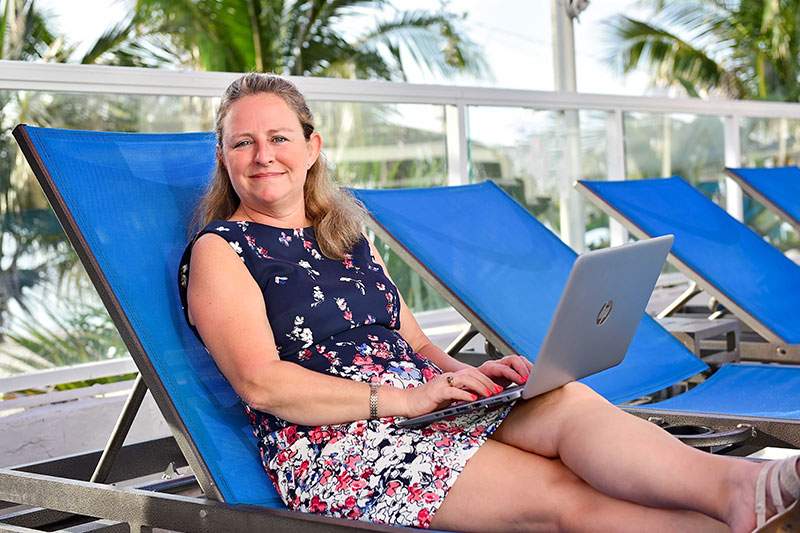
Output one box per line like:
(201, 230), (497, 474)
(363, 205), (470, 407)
(249, 172), (285, 178)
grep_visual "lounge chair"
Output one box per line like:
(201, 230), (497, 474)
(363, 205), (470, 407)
(2, 127), (797, 531)
(725, 166), (800, 236)
(2, 125), (397, 532)
(350, 182), (800, 445)
(576, 176), (800, 363)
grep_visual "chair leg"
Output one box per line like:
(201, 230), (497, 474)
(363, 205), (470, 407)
(90, 374), (148, 483)
(657, 280), (701, 319)
(445, 324), (480, 357)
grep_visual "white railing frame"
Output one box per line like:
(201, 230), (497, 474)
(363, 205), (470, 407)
(0, 60), (798, 388)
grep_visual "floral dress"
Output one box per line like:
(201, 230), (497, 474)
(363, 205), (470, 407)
(178, 220), (512, 528)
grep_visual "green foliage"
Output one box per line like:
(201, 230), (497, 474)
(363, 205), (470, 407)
(0, 282), (129, 375)
(607, 0), (800, 101)
(79, 0), (488, 82)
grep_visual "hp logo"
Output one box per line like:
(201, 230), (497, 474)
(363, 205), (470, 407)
(596, 300), (613, 326)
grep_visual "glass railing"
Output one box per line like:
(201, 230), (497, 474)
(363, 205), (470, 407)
(1, 61), (800, 380)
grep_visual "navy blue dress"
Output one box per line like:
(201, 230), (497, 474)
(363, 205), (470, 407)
(179, 220), (511, 528)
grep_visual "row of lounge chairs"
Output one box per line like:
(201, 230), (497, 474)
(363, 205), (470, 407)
(1, 125), (799, 531)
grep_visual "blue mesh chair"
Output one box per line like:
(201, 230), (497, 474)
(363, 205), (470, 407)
(725, 166), (800, 236)
(2, 125), (401, 532)
(577, 177), (800, 362)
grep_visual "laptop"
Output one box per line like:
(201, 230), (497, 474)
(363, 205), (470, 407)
(398, 234), (674, 429)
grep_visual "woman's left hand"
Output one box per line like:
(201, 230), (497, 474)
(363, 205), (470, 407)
(476, 355), (533, 387)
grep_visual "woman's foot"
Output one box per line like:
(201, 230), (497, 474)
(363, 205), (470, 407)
(728, 455), (800, 533)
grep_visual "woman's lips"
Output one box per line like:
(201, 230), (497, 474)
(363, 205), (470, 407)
(249, 171), (285, 179)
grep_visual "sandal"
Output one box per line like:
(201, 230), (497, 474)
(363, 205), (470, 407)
(754, 455), (800, 532)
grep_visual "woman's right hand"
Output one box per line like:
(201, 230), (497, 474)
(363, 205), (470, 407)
(403, 369), (504, 419)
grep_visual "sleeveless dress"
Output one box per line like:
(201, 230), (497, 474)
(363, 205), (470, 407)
(178, 220), (513, 528)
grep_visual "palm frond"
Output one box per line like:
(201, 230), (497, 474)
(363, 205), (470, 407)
(357, 10), (490, 79)
(608, 15), (744, 98)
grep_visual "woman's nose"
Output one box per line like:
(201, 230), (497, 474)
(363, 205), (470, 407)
(253, 142), (274, 165)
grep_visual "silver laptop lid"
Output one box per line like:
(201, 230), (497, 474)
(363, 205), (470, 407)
(522, 234), (674, 398)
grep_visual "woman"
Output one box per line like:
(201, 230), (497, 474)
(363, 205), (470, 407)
(179, 73), (798, 532)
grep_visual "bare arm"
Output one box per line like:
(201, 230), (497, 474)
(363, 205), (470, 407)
(188, 233), (410, 425)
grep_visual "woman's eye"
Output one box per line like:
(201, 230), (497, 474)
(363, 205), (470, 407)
(272, 136), (288, 143)
(233, 139), (252, 148)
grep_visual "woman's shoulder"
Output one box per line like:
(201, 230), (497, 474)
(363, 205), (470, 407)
(180, 220), (247, 272)
(199, 219), (247, 237)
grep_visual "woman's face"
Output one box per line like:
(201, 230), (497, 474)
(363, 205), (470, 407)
(220, 93), (321, 218)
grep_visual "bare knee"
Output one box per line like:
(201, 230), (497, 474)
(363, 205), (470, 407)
(544, 381), (609, 413)
(515, 459), (592, 532)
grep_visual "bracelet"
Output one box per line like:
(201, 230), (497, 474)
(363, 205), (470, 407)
(369, 383), (379, 420)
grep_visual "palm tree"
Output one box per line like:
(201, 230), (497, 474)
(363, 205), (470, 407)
(81, 0), (489, 81)
(607, 0), (800, 101)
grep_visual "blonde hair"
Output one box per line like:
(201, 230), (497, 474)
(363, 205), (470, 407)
(195, 73), (366, 260)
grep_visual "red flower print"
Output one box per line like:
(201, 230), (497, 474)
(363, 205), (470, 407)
(344, 310), (353, 321)
(417, 508), (431, 528)
(433, 466), (449, 479)
(298, 348), (312, 361)
(345, 496), (357, 509)
(275, 448), (295, 465)
(354, 355), (372, 365)
(407, 484), (424, 502)
(304, 240), (313, 250)
(423, 491), (439, 503)
(295, 460), (309, 479)
(336, 471), (353, 491)
(386, 480), (401, 496)
(345, 454), (362, 469)
(309, 495), (327, 513)
(422, 367), (436, 381)
(350, 478), (368, 491)
(308, 427), (331, 444)
(280, 425), (299, 445)
(320, 469), (333, 485)
(435, 436), (454, 447)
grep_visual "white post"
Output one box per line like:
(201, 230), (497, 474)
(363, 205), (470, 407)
(445, 104), (469, 185)
(724, 115), (743, 221)
(552, 0), (586, 251)
(661, 115), (672, 177)
(779, 117), (789, 165)
(606, 109), (629, 246)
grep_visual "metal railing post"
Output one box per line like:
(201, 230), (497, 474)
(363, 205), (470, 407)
(445, 104), (469, 185)
(724, 115), (744, 221)
(606, 109), (628, 246)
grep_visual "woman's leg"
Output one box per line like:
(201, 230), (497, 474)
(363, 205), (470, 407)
(430, 438), (728, 533)
(490, 382), (762, 531)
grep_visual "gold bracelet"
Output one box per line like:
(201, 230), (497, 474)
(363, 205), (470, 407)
(369, 383), (379, 420)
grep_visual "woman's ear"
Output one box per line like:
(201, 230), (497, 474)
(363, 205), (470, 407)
(307, 131), (322, 168)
